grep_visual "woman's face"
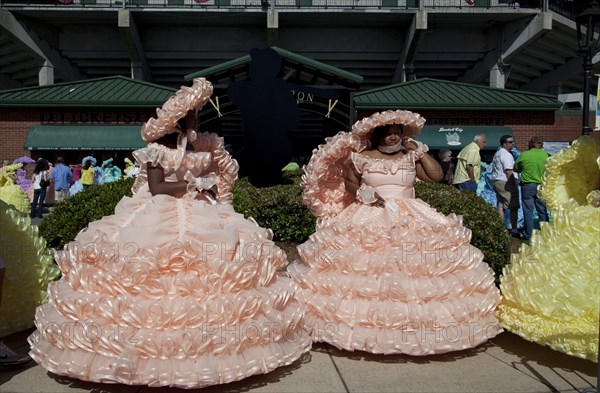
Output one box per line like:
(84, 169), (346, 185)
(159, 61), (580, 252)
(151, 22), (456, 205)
(443, 153), (452, 162)
(381, 126), (403, 147)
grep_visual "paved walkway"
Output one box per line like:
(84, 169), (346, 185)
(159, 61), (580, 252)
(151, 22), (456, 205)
(1, 328), (597, 393)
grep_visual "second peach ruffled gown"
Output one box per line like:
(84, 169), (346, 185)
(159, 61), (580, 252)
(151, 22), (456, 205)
(288, 151), (503, 355)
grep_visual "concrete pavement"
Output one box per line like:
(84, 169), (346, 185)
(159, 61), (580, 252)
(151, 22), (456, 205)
(1, 328), (597, 393)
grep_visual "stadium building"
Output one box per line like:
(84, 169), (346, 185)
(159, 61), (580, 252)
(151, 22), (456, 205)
(0, 0), (597, 164)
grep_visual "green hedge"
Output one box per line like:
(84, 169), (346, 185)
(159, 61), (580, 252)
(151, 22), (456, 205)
(414, 182), (510, 280)
(232, 171), (316, 243)
(39, 173), (509, 279)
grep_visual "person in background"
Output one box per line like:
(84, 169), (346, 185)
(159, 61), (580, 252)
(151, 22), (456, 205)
(492, 135), (520, 238)
(514, 136), (550, 241)
(71, 163), (81, 183)
(123, 157), (135, 177)
(50, 157), (72, 203)
(0, 162), (30, 213)
(12, 157), (36, 193)
(100, 158), (122, 183)
(1, 199), (60, 367)
(437, 149), (455, 185)
(30, 159), (49, 219)
(44, 162), (55, 205)
(498, 136), (599, 362)
(80, 158), (96, 189)
(453, 134), (486, 192)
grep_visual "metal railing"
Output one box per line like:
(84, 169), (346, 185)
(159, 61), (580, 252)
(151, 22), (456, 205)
(0, 0), (575, 22)
(548, 0), (583, 20)
(0, 0), (544, 9)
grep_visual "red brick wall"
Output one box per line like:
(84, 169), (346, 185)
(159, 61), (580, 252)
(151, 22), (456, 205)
(0, 108), (38, 162)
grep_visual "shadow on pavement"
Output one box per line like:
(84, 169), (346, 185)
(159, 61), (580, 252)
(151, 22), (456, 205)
(315, 338), (491, 364)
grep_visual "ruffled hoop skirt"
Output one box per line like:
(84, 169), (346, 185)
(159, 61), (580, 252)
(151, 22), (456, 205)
(29, 185), (310, 388)
(1, 202), (61, 336)
(288, 197), (502, 355)
(498, 206), (599, 361)
(498, 136), (600, 362)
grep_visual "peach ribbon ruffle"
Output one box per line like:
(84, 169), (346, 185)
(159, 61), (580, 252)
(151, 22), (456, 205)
(141, 78), (213, 143)
(301, 132), (364, 218)
(288, 195), (502, 355)
(351, 110), (426, 142)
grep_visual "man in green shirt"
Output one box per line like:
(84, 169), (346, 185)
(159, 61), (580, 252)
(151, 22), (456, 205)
(453, 134), (487, 192)
(514, 136), (550, 241)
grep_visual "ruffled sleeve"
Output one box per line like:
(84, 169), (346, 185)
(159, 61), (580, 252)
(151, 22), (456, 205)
(133, 144), (182, 170)
(408, 139), (429, 161)
(350, 152), (367, 175)
(131, 144), (184, 195)
(301, 131), (365, 218)
(190, 132), (239, 204)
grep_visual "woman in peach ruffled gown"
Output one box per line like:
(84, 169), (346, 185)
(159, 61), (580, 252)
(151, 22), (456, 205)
(29, 78), (310, 388)
(288, 110), (502, 355)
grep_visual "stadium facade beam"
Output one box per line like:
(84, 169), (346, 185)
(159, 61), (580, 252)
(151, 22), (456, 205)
(0, 9), (84, 85)
(118, 9), (153, 83)
(393, 10), (427, 84)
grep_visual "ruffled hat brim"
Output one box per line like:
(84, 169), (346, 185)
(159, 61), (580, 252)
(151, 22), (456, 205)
(141, 78), (214, 143)
(352, 109), (426, 144)
(82, 156), (96, 166)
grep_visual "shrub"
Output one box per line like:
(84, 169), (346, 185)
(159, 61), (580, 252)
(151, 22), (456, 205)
(232, 175), (316, 243)
(415, 181), (511, 280)
(39, 177), (134, 249)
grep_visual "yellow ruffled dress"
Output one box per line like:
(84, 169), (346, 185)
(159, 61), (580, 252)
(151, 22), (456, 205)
(498, 136), (600, 362)
(0, 201), (61, 337)
(0, 164), (31, 214)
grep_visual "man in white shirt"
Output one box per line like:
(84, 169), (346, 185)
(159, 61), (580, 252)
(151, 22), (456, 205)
(492, 135), (520, 238)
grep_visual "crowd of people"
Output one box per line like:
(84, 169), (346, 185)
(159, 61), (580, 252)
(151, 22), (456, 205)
(444, 133), (551, 241)
(0, 155), (140, 219)
(0, 77), (597, 384)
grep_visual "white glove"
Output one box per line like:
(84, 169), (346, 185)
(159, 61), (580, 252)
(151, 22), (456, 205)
(356, 184), (378, 205)
(184, 171), (218, 200)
